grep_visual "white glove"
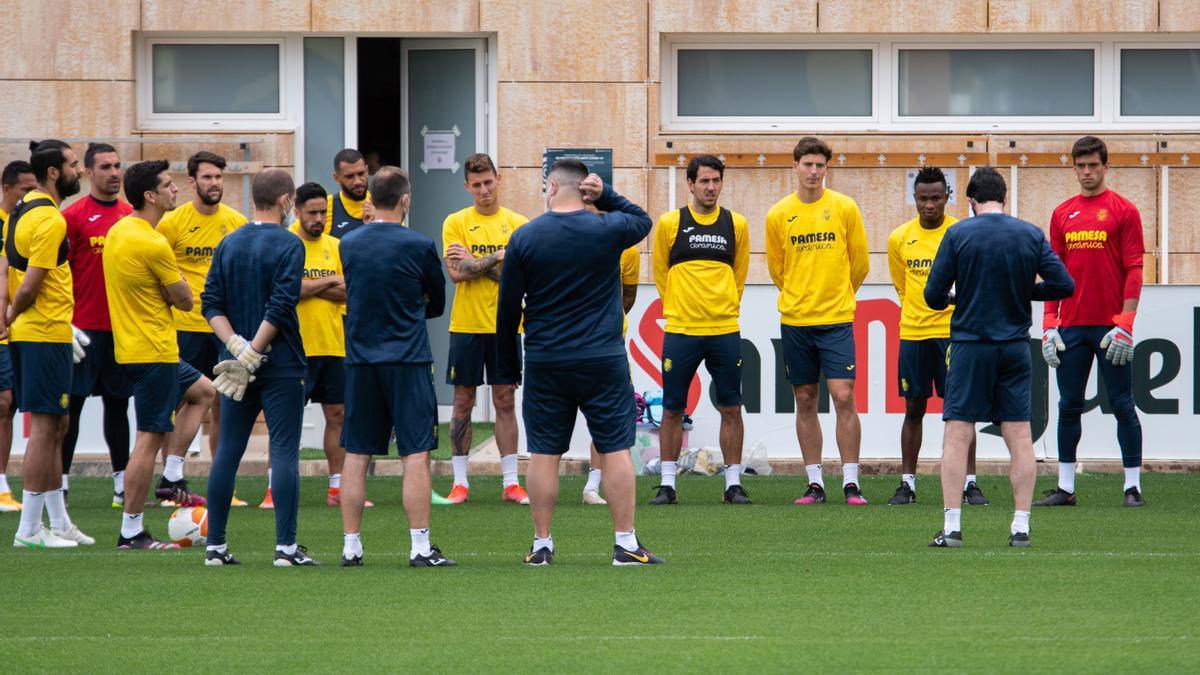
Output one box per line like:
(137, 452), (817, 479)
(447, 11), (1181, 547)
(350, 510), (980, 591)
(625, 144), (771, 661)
(224, 334), (269, 373)
(1041, 328), (1065, 368)
(71, 325), (91, 364)
(212, 360), (254, 401)
(1100, 326), (1134, 367)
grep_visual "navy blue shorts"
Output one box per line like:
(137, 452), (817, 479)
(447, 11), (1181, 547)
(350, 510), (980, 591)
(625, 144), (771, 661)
(943, 340), (1031, 423)
(523, 355), (634, 455)
(178, 331), (221, 379)
(122, 361), (202, 433)
(344, 363), (437, 456)
(305, 356), (345, 405)
(446, 332), (519, 386)
(11, 342), (72, 414)
(71, 329), (133, 398)
(898, 338), (950, 399)
(662, 331), (742, 411)
(0, 343), (13, 392)
(781, 323), (857, 385)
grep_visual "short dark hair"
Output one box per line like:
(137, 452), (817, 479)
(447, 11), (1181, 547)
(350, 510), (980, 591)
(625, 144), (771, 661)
(464, 153), (497, 176)
(966, 167), (1007, 204)
(2, 161), (34, 187)
(333, 148), (364, 172)
(30, 147), (68, 183)
(686, 155), (725, 182)
(913, 166), (949, 193)
(369, 167), (411, 210)
(793, 136), (832, 162)
(251, 169), (295, 209)
(84, 143), (118, 169)
(187, 151), (226, 178)
(295, 181), (327, 206)
(548, 158), (588, 191)
(1071, 135), (1108, 164)
(123, 160), (170, 211)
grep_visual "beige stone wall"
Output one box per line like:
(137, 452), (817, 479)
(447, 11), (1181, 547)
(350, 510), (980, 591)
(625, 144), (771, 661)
(2, 0), (1195, 282)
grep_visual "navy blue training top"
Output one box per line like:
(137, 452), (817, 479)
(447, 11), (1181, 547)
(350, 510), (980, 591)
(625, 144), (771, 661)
(339, 221), (445, 365)
(201, 221), (306, 378)
(925, 212), (1074, 342)
(496, 184), (651, 381)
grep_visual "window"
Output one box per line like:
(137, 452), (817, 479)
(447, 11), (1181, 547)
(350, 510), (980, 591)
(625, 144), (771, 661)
(303, 37), (346, 191)
(1120, 48), (1200, 116)
(138, 36), (299, 130)
(897, 49), (1094, 117)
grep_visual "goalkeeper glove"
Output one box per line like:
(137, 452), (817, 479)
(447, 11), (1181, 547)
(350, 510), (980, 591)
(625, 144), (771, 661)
(212, 360), (254, 402)
(1041, 315), (1064, 368)
(224, 334), (269, 373)
(71, 325), (91, 364)
(1100, 312), (1136, 367)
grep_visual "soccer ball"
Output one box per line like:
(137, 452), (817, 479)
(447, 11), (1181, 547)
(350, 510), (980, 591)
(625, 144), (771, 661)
(168, 506), (208, 547)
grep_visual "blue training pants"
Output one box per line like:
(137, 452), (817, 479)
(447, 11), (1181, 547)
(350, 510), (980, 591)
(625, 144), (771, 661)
(1055, 326), (1142, 468)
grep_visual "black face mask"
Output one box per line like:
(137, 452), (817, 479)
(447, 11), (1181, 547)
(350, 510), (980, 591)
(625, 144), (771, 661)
(56, 171), (81, 199)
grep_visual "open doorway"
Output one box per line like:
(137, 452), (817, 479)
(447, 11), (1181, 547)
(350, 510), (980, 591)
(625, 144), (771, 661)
(356, 38), (403, 172)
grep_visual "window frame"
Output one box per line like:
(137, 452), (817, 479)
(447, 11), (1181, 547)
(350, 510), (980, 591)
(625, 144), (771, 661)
(1114, 41), (1200, 123)
(136, 34), (301, 131)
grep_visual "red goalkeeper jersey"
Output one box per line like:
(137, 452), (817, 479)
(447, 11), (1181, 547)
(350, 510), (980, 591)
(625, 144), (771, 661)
(1046, 189), (1144, 327)
(63, 195), (132, 331)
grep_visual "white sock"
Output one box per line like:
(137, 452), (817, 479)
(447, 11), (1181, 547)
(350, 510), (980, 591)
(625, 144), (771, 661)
(452, 455), (469, 487)
(902, 474), (916, 491)
(944, 507), (962, 533)
(0, 473), (8, 493)
(410, 528), (432, 558)
(343, 532), (362, 557)
(842, 463), (860, 488)
(805, 464), (823, 487)
(725, 464), (742, 489)
(163, 455), (185, 482)
(17, 490), (45, 537)
(206, 543), (228, 554)
(120, 512), (144, 539)
(60, 474), (69, 491)
(276, 543), (297, 555)
(113, 471), (125, 494)
(1011, 510), (1031, 535)
(501, 454), (519, 488)
(1058, 462), (1076, 493)
(45, 489), (72, 531)
(615, 529), (638, 552)
(964, 474), (977, 489)
(533, 535), (554, 553)
(1124, 466), (1141, 491)
(267, 467), (273, 490)
(661, 461), (677, 489)
(329, 473), (342, 489)
(584, 468), (602, 493)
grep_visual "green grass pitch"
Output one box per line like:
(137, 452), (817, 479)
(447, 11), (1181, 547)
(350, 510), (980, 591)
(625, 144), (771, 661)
(3, 473), (1198, 671)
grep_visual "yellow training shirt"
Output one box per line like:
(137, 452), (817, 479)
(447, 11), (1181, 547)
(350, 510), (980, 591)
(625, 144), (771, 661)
(0, 207), (8, 345)
(652, 205), (749, 335)
(620, 245), (640, 335)
(6, 191), (73, 343)
(157, 201), (247, 333)
(442, 205), (528, 333)
(102, 216), (182, 363)
(290, 225), (346, 358)
(765, 189), (869, 327)
(324, 191), (371, 234)
(887, 215), (958, 340)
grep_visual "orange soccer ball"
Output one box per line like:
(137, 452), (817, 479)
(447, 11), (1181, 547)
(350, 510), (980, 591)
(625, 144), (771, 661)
(167, 506), (208, 547)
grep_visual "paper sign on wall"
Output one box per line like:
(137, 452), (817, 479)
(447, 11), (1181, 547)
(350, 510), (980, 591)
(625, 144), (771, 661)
(419, 124), (461, 173)
(905, 168), (958, 204)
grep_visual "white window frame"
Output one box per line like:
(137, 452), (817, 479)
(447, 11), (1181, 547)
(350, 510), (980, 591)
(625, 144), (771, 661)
(663, 34), (1200, 132)
(136, 34), (302, 131)
(1114, 41), (1200, 124)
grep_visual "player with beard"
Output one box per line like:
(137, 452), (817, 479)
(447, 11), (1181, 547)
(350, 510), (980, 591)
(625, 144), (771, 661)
(325, 148), (374, 239)
(7, 140), (93, 547)
(157, 151), (247, 506)
(60, 143), (133, 508)
(0, 160), (36, 513)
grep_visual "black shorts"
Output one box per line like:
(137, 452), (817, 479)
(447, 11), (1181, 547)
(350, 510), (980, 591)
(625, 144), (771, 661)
(898, 338), (950, 399)
(943, 340), (1031, 423)
(781, 323), (857, 385)
(305, 356), (345, 405)
(0, 343), (13, 392)
(71, 329), (133, 398)
(523, 355), (634, 455)
(446, 332), (520, 386)
(11, 342), (72, 415)
(662, 331), (742, 411)
(122, 361), (202, 433)
(343, 363), (437, 456)
(178, 331), (221, 379)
